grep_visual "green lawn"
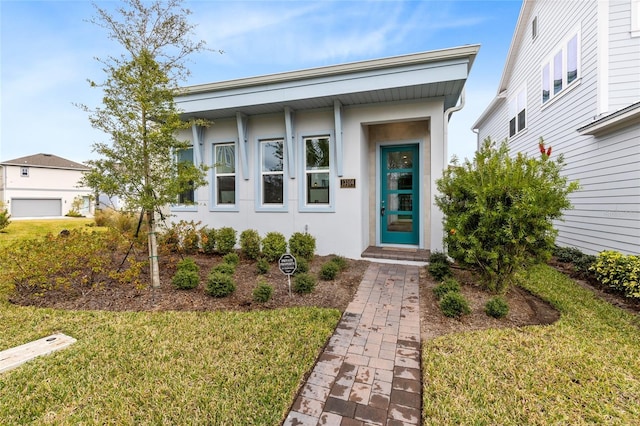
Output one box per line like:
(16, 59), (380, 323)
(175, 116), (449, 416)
(0, 305), (340, 424)
(423, 264), (640, 425)
(0, 218), (95, 248)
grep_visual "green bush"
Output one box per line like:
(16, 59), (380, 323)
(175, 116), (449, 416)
(590, 251), (640, 299)
(330, 255), (349, 271)
(294, 258), (309, 275)
(176, 257), (199, 273)
(158, 220), (200, 253)
(485, 296), (509, 318)
(439, 292), (471, 318)
(172, 269), (199, 290)
(293, 273), (316, 294)
(256, 257), (270, 275)
(433, 277), (461, 300)
(574, 254), (596, 273)
(319, 262), (339, 280)
(252, 279), (274, 303)
(436, 137), (579, 293)
(239, 229), (261, 260)
(215, 227), (237, 255)
(222, 252), (240, 266)
(212, 262), (236, 275)
(261, 232), (287, 262)
(205, 271), (236, 297)
(0, 203), (10, 232)
(289, 232), (316, 261)
(429, 250), (449, 265)
(553, 246), (585, 263)
(200, 227), (216, 255)
(428, 261), (451, 281)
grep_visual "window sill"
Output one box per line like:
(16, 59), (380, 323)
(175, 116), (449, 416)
(509, 128), (529, 142)
(255, 206), (288, 213)
(541, 78), (582, 110)
(299, 205), (335, 213)
(171, 205), (198, 212)
(631, 29), (640, 38)
(209, 205), (239, 213)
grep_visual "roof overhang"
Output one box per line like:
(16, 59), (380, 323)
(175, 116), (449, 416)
(577, 102), (640, 136)
(176, 45), (480, 121)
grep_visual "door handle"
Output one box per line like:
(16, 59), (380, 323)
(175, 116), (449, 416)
(380, 206), (385, 216)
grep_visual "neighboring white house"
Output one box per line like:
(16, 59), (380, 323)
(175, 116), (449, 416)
(0, 153), (93, 218)
(473, 0), (640, 255)
(171, 46), (480, 260)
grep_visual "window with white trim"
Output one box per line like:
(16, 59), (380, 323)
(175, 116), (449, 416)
(177, 148), (195, 204)
(213, 143), (236, 206)
(508, 87), (527, 137)
(20, 167), (29, 177)
(304, 136), (330, 205)
(259, 139), (284, 205)
(542, 31), (580, 104)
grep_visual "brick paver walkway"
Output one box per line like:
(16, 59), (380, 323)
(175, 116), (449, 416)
(283, 263), (421, 425)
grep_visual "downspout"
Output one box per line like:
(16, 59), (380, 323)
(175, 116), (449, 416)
(443, 88), (465, 166)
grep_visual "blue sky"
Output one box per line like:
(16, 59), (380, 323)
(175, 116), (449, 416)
(1, 0), (523, 164)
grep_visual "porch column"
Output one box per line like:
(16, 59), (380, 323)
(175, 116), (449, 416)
(333, 100), (344, 177)
(284, 106), (296, 178)
(236, 112), (250, 180)
(190, 123), (205, 167)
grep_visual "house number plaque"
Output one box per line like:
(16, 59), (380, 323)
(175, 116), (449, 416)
(340, 178), (356, 189)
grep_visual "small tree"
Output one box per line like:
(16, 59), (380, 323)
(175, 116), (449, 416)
(79, 0), (214, 288)
(0, 202), (11, 232)
(435, 137), (579, 293)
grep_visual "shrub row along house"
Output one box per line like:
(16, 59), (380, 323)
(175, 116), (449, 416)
(171, 46), (479, 260)
(473, 0), (640, 255)
(0, 153), (93, 218)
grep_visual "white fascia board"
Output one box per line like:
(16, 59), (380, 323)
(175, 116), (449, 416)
(177, 59), (470, 115)
(577, 103), (640, 136)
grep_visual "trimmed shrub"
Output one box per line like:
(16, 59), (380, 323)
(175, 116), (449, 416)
(574, 254), (596, 273)
(222, 252), (240, 266)
(436, 137), (579, 293)
(215, 227), (237, 255)
(429, 250), (449, 265)
(256, 257), (270, 275)
(590, 251), (640, 299)
(212, 262), (236, 275)
(205, 271), (236, 297)
(200, 227), (216, 255)
(553, 246), (585, 264)
(172, 269), (199, 290)
(294, 258), (309, 274)
(176, 257), (199, 273)
(433, 278), (461, 300)
(253, 279), (273, 303)
(320, 262), (340, 280)
(261, 232), (287, 262)
(289, 232), (316, 261)
(485, 296), (509, 318)
(428, 261), (451, 281)
(293, 273), (316, 294)
(439, 292), (471, 318)
(330, 255), (349, 271)
(240, 229), (261, 260)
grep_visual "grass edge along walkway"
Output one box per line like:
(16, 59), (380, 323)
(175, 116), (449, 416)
(0, 305), (341, 425)
(422, 264), (640, 425)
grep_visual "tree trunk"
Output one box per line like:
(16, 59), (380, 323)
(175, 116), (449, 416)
(147, 209), (161, 288)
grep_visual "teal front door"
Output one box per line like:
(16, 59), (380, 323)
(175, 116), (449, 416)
(380, 144), (419, 245)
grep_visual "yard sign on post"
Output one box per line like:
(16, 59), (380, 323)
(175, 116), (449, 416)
(278, 253), (297, 296)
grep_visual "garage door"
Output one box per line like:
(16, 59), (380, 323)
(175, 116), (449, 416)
(11, 199), (62, 218)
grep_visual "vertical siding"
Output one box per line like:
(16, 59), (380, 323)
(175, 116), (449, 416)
(609, 0), (640, 111)
(476, 0), (640, 255)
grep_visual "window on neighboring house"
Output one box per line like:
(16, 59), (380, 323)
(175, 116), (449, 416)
(177, 147), (195, 204)
(213, 143), (236, 206)
(509, 88), (527, 137)
(532, 16), (538, 39)
(259, 139), (284, 205)
(542, 31), (581, 104)
(20, 167), (29, 177)
(304, 136), (330, 205)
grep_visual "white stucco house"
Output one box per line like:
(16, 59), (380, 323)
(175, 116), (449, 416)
(171, 45), (480, 260)
(0, 153), (93, 218)
(473, 0), (640, 255)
